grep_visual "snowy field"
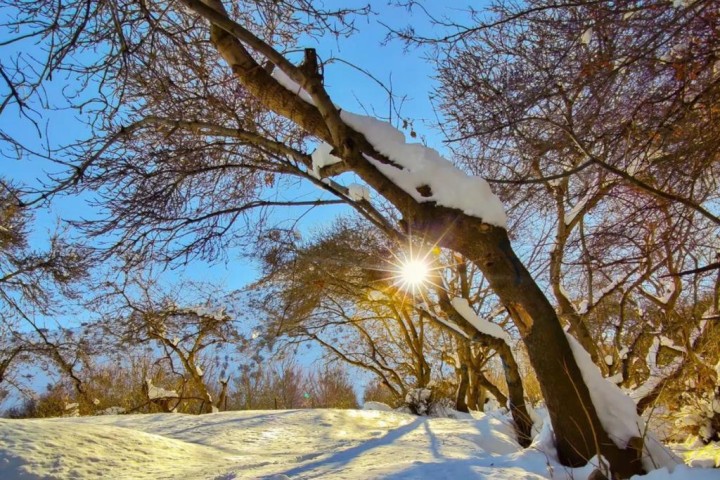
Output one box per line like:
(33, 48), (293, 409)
(0, 408), (717, 480)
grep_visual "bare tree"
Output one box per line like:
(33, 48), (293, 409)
(101, 277), (242, 413)
(1, 0), (687, 474)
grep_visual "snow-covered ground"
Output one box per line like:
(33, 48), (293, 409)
(0, 408), (717, 479)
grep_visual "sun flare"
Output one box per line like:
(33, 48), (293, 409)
(400, 258), (430, 287)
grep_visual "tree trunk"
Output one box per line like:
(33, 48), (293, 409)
(455, 363), (470, 413)
(195, 6), (645, 475)
(443, 220), (642, 475)
(496, 342), (533, 447)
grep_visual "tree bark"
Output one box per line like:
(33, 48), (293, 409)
(444, 221), (642, 475)
(455, 363), (470, 413)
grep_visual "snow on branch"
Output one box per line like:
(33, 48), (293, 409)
(565, 334), (680, 470)
(271, 67), (314, 104)
(339, 111), (507, 228)
(145, 379), (179, 400)
(450, 297), (511, 345)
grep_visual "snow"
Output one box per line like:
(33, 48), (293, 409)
(145, 379), (179, 400)
(340, 111), (507, 227)
(564, 188), (595, 225)
(271, 67), (314, 104)
(581, 27), (593, 45)
(450, 297), (511, 345)
(425, 307), (472, 338)
(192, 305), (228, 321)
(659, 281), (676, 304)
(311, 142), (342, 178)
(0, 408), (709, 479)
(362, 401), (393, 412)
(347, 183), (370, 202)
(623, 11), (636, 20)
(577, 299), (589, 315)
(565, 334), (681, 471)
(273, 70), (506, 228)
(630, 337), (683, 405)
(97, 406), (126, 415)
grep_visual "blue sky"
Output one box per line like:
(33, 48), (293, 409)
(0, 2), (488, 401)
(2, 2), (464, 290)
(2, 2), (479, 294)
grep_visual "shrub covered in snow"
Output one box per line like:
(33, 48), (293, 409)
(402, 386), (456, 417)
(675, 389), (720, 443)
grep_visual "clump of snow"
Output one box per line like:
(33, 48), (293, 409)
(629, 337), (683, 405)
(340, 111), (507, 228)
(623, 10), (636, 20)
(674, 387), (720, 442)
(347, 183), (370, 202)
(564, 188), (596, 225)
(576, 299), (589, 315)
(581, 27), (593, 45)
(659, 281), (676, 304)
(405, 387), (433, 416)
(145, 379), (179, 400)
(672, 0), (696, 8)
(605, 354), (614, 366)
(451, 297), (511, 345)
(311, 142), (342, 178)
(192, 305), (228, 321)
(565, 334), (680, 471)
(64, 402), (80, 417)
(363, 401), (393, 412)
(529, 409), (558, 460)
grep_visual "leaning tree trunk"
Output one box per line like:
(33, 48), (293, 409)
(445, 221), (643, 476)
(180, 2), (645, 476)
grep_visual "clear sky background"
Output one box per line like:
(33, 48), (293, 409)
(2, 1), (474, 290)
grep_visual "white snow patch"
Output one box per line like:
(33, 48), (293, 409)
(271, 67), (313, 104)
(362, 401), (393, 412)
(341, 111), (507, 227)
(564, 188), (595, 225)
(565, 334), (680, 471)
(577, 299), (589, 315)
(311, 142), (343, 178)
(146, 379), (179, 400)
(450, 297), (511, 345)
(97, 406), (126, 415)
(0, 408), (708, 479)
(347, 183), (370, 202)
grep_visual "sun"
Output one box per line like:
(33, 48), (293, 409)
(400, 258), (430, 288)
